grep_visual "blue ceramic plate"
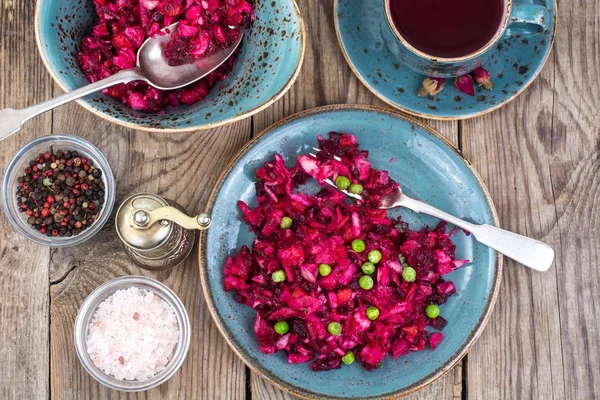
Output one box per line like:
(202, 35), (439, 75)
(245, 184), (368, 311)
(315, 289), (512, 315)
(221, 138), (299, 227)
(34, 0), (305, 132)
(334, 0), (556, 120)
(200, 105), (502, 399)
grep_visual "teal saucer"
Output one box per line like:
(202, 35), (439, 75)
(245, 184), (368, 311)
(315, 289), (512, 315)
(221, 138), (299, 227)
(200, 105), (502, 399)
(334, 0), (556, 120)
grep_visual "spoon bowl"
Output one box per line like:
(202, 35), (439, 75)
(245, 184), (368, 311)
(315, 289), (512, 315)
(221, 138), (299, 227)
(137, 22), (244, 90)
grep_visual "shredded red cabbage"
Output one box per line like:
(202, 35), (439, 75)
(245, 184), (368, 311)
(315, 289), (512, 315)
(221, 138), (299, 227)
(224, 132), (467, 371)
(77, 0), (254, 112)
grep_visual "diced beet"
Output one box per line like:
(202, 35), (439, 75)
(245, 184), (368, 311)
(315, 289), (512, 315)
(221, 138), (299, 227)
(268, 307), (297, 320)
(311, 355), (342, 371)
(436, 281), (456, 296)
(237, 200), (263, 226)
(254, 314), (276, 354)
(275, 333), (291, 351)
(428, 332), (444, 350)
(306, 315), (327, 340)
(390, 337), (410, 359)
(427, 316), (448, 331)
(300, 264), (318, 283)
(124, 26), (145, 47)
(360, 343), (386, 370)
(162, 37), (193, 66)
(139, 0), (160, 9)
(353, 155), (371, 180)
(349, 310), (371, 335)
(277, 245), (305, 270)
(288, 353), (313, 364)
(336, 288), (353, 305)
(286, 288), (319, 311)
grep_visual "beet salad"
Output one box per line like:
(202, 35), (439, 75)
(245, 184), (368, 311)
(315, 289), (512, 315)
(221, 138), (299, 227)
(77, 0), (254, 112)
(223, 132), (468, 371)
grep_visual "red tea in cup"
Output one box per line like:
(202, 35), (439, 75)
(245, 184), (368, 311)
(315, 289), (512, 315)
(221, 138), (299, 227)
(388, 0), (505, 58)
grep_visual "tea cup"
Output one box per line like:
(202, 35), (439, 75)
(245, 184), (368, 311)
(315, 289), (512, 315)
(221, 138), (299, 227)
(384, 0), (550, 77)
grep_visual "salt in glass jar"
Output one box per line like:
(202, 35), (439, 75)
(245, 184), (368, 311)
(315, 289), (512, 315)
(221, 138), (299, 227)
(74, 276), (191, 391)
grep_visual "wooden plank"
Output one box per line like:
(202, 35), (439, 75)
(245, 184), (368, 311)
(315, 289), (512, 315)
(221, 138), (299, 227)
(550, 1), (600, 392)
(462, 2), (600, 397)
(461, 81), (566, 400)
(0, 0), (52, 398)
(249, 1), (461, 398)
(48, 98), (251, 398)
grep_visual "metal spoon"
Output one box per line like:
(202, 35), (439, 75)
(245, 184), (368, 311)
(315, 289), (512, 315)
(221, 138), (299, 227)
(0, 22), (243, 141)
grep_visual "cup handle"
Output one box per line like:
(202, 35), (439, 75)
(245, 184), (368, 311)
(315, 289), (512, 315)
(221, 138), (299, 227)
(506, 4), (550, 36)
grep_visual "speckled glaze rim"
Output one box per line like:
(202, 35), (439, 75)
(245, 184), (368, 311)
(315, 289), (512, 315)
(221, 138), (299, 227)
(198, 104), (503, 399)
(384, 0), (513, 62)
(33, 0), (306, 133)
(334, 0), (558, 121)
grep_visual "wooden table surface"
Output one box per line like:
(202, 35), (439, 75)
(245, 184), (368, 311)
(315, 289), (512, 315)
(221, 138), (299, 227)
(1, 0), (599, 399)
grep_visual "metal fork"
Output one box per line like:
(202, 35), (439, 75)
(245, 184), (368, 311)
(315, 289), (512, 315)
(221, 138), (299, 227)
(310, 149), (555, 272)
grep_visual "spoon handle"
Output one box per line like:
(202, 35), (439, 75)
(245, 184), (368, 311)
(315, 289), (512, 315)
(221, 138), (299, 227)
(398, 195), (555, 272)
(0, 67), (144, 142)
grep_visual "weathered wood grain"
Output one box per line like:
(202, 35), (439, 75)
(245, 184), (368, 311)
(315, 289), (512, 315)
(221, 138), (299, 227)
(462, 1), (600, 399)
(0, 0), (52, 399)
(249, 1), (461, 399)
(48, 98), (251, 399)
(1, 0), (598, 397)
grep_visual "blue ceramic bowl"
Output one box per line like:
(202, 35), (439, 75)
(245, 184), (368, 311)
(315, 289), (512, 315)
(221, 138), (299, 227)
(34, 0), (305, 132)
(200, 105), (503, 399)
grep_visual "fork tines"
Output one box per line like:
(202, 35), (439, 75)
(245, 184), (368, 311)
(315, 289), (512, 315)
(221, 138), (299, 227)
(308, 149), (362, 200)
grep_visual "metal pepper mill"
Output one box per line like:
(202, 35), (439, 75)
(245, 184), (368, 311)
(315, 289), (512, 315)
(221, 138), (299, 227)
(115, 192), (211, 271)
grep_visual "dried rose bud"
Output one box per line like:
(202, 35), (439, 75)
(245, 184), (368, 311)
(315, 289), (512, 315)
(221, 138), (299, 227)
(418, 77), (446, 97)
(454, 75), (475, 96)
(472, 67), (493, 90)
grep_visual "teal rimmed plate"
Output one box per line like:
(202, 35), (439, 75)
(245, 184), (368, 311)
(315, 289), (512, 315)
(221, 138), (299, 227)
(200, 105), (502, 399)
(334, 0), (556, 120)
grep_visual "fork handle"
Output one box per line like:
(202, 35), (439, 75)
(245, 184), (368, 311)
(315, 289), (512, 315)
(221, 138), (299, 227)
(399, 196), (555, 272)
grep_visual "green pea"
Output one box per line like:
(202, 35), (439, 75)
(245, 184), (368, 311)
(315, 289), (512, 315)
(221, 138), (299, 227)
(274, 321), (289, 335)
(342, 351), (355, 365)
(402, 266), (417, 282)
(335, 175), (351, 190)
(351, 239), (366, 252)
(399, 253), (409, 268)
(319, 263), (332, 277)
(425, 304), (440, 319)
(359, 275), (374, 290)
(348, 183), (364, 195)
(271, 270), (286, 283)
(367, 250), (382, 264)
(366, 306), (380, 320)
(328, 321), (342, 335)
(361, 262), (376, 275)
(280, 216), (293, 229)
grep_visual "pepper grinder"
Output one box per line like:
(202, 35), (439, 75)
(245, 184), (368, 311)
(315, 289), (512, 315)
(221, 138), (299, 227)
(115, 192), (211, 271)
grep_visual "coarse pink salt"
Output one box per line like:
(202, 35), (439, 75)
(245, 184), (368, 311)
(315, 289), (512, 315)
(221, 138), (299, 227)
(86, 287), (180, 381)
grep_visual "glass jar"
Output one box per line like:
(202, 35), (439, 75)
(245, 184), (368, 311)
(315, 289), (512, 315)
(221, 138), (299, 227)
(73, 275), (191, 392)
(1, 134), (116, 247)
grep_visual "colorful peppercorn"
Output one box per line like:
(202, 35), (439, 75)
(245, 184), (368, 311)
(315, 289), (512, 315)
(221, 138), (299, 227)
(15, 150), (105, 238)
